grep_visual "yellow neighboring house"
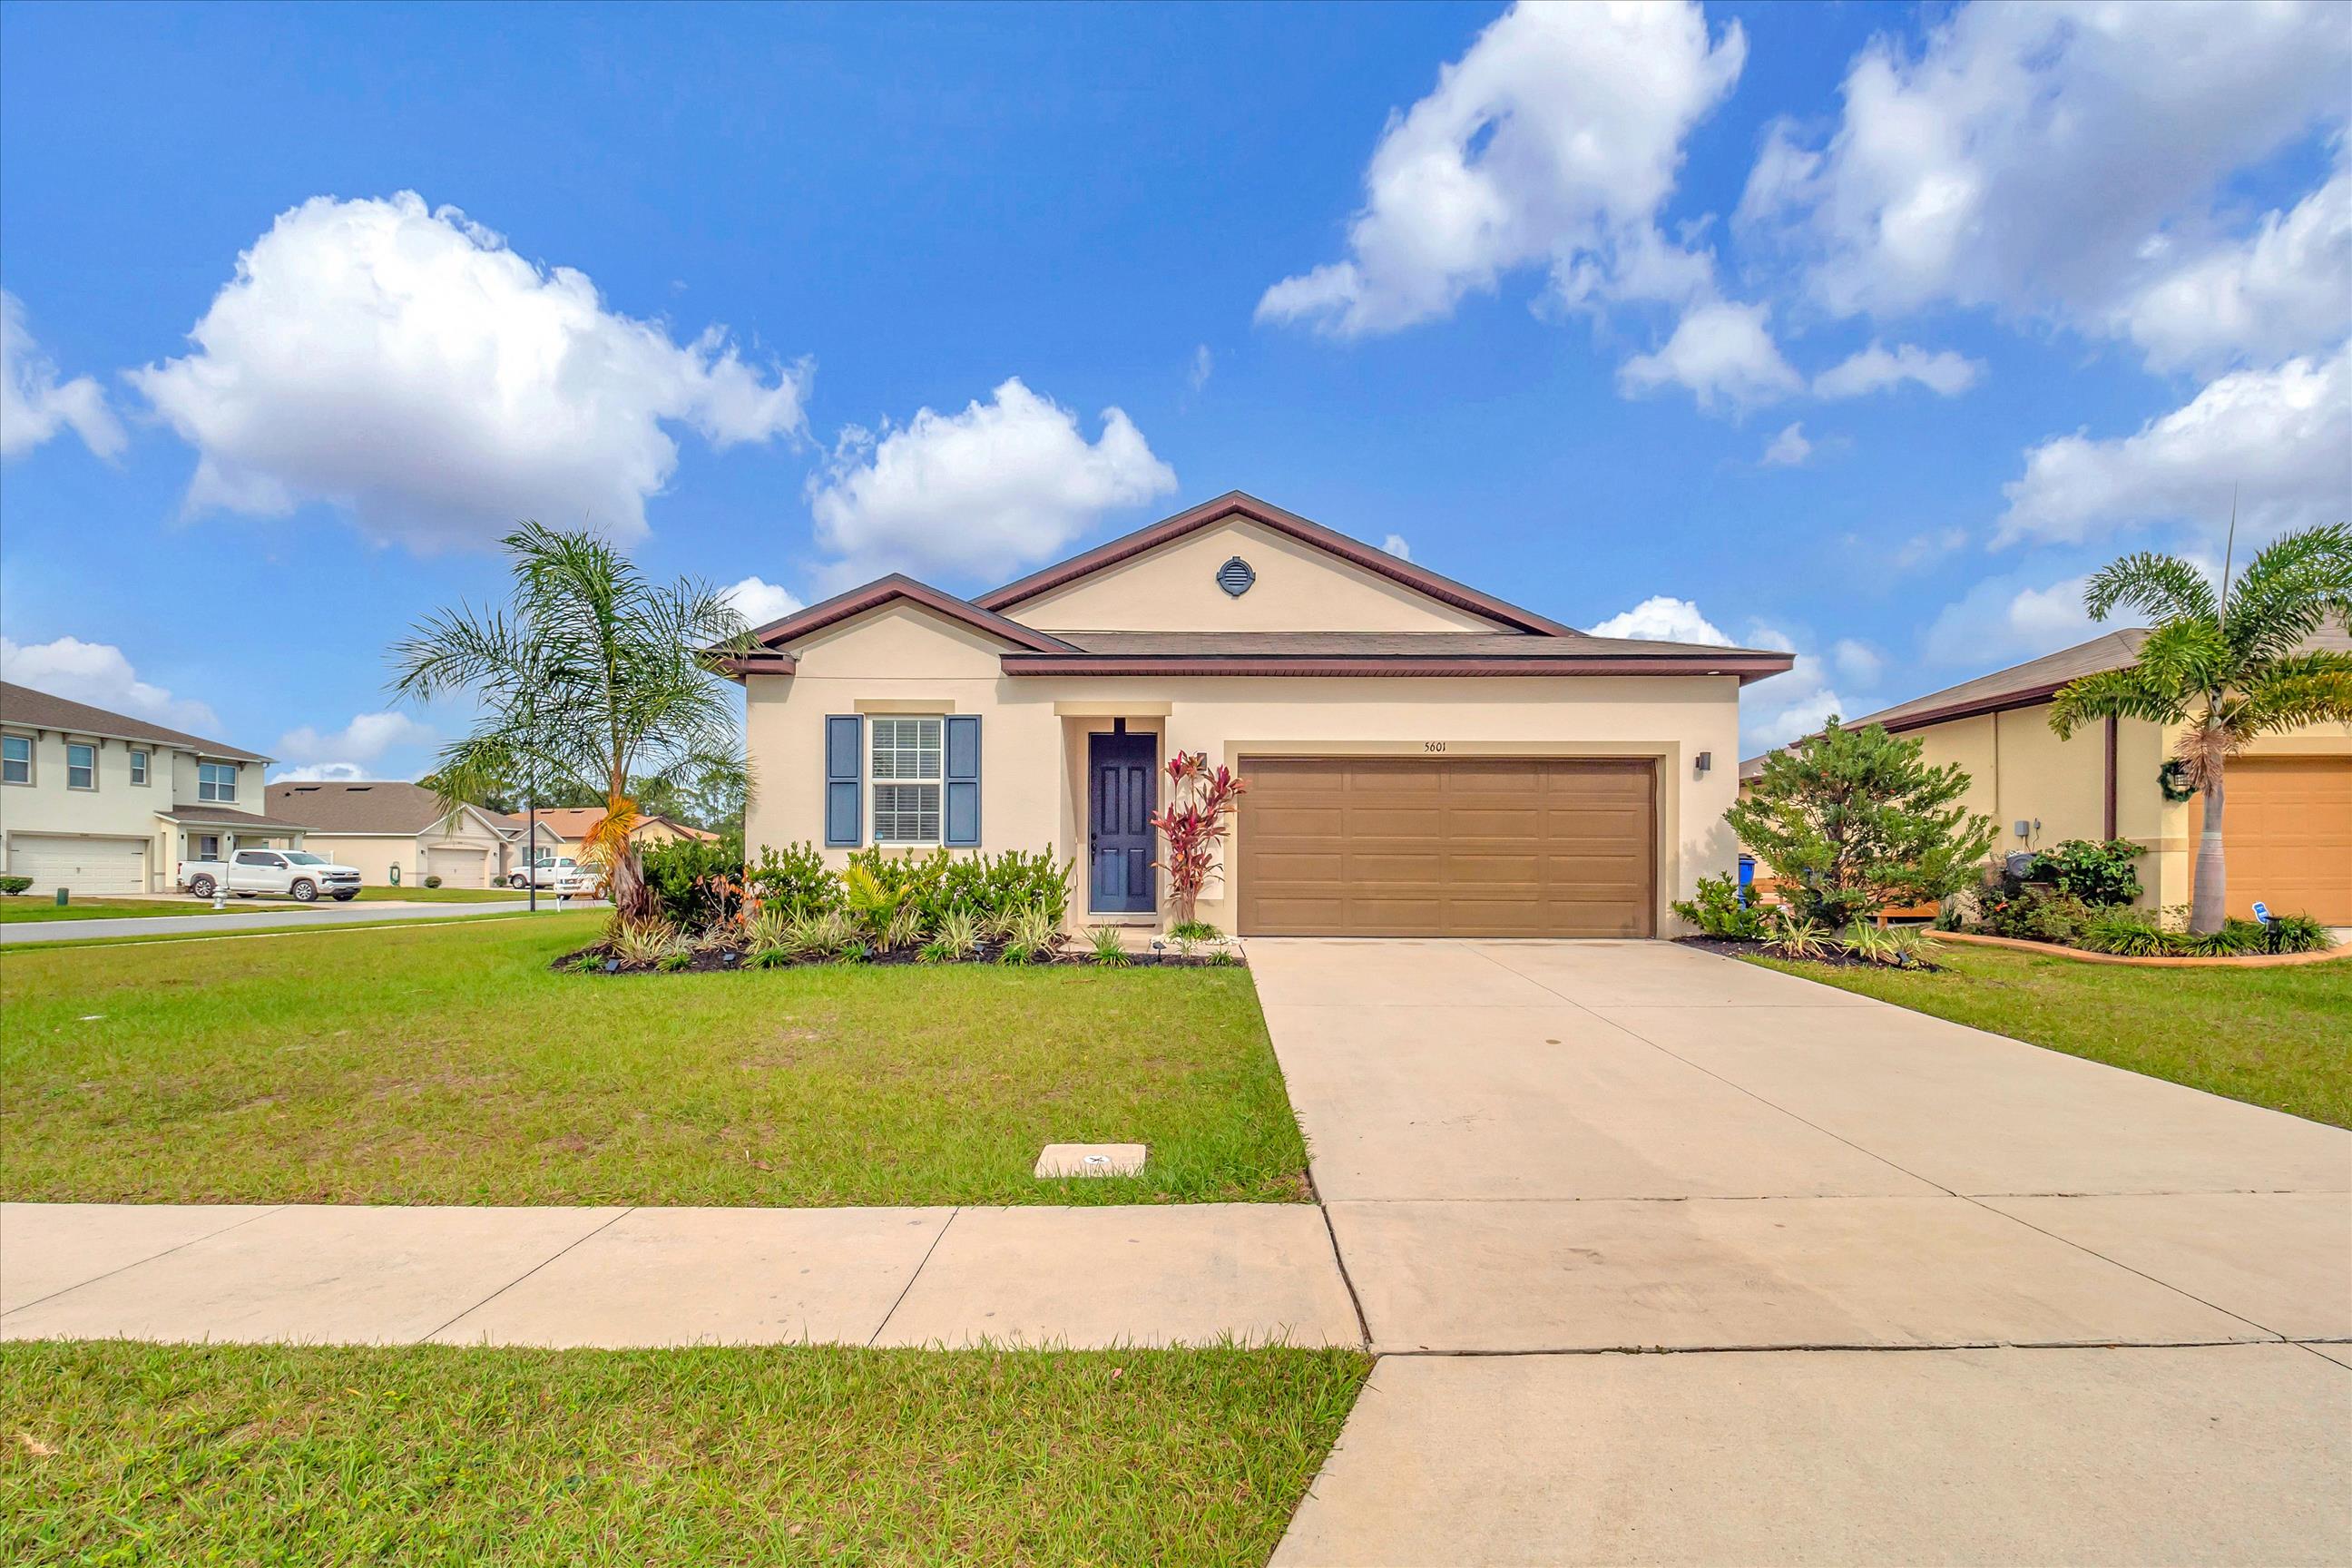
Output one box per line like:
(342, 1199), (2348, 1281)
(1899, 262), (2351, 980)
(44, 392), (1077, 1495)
(1740, 627), (2352, 924)
(728, 490), (1794, 938)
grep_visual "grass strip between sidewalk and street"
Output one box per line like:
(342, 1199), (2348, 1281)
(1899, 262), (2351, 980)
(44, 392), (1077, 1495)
(1747, 941), (2351, 1128)
(0, 1339), (1371, 1567)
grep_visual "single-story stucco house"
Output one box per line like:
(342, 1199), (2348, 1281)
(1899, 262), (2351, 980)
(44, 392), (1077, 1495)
(1, 680), (307, 893)
(1740, 626), (2352, 924)
(266, 780), (517, 888)
(731, 491), (1791, 937)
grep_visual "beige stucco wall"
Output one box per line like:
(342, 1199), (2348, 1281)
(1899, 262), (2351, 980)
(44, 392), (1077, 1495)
(1901, 704), (2352, 911)
(0, 730), (266, 890)
(299, 815), (506, 887)
(744, 603), (1742, 934)
(1007, 517), (1512, 634)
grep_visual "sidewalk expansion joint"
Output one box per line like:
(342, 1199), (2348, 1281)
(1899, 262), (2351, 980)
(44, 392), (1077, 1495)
(867, 1207), (959, 1348)
(417, 1206), (635, 1344)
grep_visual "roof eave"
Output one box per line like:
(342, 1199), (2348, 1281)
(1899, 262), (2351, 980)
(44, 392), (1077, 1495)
(743, 573), (1073, 654)
(998, 652), (1792, 681)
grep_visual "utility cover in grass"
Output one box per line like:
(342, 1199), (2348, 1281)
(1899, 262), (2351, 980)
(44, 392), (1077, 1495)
(1036, 1142), (1146, 1177)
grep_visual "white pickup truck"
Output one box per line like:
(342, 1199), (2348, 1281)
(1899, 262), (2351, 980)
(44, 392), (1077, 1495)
(506, 854), (601, 897)
(180, 848), (364, 902)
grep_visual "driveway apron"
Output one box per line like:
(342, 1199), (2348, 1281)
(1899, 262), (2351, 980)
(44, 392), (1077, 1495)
(1254, 937), (2352, 1566)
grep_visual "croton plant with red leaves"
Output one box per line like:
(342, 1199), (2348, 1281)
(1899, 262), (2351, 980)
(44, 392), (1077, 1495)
(1150, 750), (1248, 926)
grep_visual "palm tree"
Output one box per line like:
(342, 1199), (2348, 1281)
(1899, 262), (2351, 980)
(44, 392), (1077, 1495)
(2049, 523), (2351, 932)
(392, 523), (756, 919)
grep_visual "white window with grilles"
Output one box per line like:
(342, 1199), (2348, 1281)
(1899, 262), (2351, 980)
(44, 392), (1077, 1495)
(870, 716), (944, 845)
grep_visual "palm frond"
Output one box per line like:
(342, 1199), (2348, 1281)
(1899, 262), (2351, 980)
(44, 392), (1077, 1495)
(2082, 551), (2216, 625)
(2224, 522), (2352, 663)
(2047, 666), (2186, 739)
(2234, 662), (2352, 736)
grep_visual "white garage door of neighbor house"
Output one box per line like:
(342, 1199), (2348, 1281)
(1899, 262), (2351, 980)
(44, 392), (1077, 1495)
(424, 846), (485, 887)
(10, 837), (146, 896)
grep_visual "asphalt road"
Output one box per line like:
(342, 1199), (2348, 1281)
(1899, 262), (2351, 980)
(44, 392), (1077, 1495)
(0, 897), (603, 946)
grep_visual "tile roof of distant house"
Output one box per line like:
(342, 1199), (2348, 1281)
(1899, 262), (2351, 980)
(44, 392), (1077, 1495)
(0, 681), (269, 761)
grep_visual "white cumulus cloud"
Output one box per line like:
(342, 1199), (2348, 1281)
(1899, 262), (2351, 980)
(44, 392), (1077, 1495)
(1924, 573), (2101, 667)
(1, 290), (125, 461)
(1618, 301), (1801, 412)
(807, 377), (1176, 591)
(1760, 422), (1813, 467)
(270, 761), (377, 784)
(1381, 533), (1412, 560)
(0, 636), (220, 734)
(1996, 340), (2352, 547)
(274, 710), (435, 766)
(1187, 345), (1213, 392)
(1256, 1), (1745, 337)
(1737, 0), (2352, 350)
(1812, 341), (1984, 399)
(127, 191), (810, 552)
(721, 575), (804, 630)
(2107, 152), (2352, 375)
(1588, 595), (1734, 646)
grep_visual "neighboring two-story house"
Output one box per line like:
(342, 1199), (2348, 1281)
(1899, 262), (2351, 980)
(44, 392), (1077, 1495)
(0, 681), (309, 894)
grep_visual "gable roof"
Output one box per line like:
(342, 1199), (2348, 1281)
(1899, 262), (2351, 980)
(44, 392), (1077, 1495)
(0, 681), (269, 762)
(267, 780), (501, 837)
(746, 573), (1075, 655)
(973, 491), (1582, 637)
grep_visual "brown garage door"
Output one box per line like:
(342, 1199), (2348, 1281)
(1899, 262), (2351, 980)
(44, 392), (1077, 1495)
(1236, 756), (1656, 937)
(2209, 758), (2351, 924)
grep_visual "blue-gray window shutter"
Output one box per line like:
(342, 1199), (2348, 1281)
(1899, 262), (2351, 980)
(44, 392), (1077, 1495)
(824, 714), (862, 847)
(944, 715), (982, 847)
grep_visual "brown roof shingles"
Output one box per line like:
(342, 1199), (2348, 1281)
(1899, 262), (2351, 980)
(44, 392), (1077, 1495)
(0, 681), (268, 761)
(266, 780), (483, 836)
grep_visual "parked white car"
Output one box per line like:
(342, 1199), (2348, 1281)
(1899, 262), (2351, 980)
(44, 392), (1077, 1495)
(180, 848), (364, 902)
(508, 854), (602, 897)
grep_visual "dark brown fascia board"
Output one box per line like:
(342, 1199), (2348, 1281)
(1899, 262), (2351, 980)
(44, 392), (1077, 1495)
(746, 573), (1074, 654)
(717, 652), (798, 677)
(998, 652), (1794, 683)
(973, 490), (1583, 638)
(1867, 680), (2072, 734)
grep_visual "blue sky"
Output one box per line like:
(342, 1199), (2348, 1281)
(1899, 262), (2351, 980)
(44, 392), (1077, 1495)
(3, 1), (2347, 775)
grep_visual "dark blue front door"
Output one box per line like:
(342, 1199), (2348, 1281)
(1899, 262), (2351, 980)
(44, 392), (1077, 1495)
(1088, 732), (1157, 913)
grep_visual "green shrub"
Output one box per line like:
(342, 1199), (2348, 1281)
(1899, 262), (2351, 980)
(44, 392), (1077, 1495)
(605, 916), (678, 966)
(1882, 926), (1936, 967)
(2264, 912), (2335, 954)
(642, 838), (740, 928)
(2024, 838), (2145, 906)
(0, 875), (31, 896)
(1838, 920), (1898, 964)
(1764, 910), (1830, 959)
(750, 842), (838, 916)
(2080, 909), (2173, 956)
(1671, 872), (1770, 939)
(1086, 925), (1130, 965)
(423, 875), (443, 889)
(1170, 918), (1222, 942)
(1980, 888), (2092, 945)
(2173, 920), (2269, 958)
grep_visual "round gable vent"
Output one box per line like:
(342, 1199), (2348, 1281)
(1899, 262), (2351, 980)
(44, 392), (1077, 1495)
(1216, 556), (1256, 597)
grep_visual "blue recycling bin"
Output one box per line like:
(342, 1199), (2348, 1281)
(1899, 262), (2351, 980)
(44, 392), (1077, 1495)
(1737, 855), (1755, 906)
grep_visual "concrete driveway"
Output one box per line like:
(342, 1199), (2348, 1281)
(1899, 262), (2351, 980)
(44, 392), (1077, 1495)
(1256, 938), (2352, 1566)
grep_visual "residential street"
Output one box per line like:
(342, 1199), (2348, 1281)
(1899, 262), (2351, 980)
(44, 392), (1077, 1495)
(0, 898), (594, 946)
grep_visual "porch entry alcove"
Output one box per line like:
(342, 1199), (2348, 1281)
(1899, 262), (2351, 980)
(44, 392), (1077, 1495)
(1087, 722), (1157, 915)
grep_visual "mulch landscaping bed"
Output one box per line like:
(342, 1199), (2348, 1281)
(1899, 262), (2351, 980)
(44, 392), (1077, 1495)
(554, 943), (1246, 975)
(1675, 935), (1943, 972)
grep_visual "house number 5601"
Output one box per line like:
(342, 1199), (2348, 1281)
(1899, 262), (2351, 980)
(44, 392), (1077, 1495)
(1424, 741), (1448, 752)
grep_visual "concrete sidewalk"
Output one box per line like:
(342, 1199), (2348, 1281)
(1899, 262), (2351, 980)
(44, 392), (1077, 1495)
(0, 1200), (1360, 1350)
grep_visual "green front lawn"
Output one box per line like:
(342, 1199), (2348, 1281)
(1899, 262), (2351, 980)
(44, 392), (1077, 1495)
(1, 915), (1308, 1206)
(0, 1340), (1368, 1567)
(1749, 943), (2351, 1128)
